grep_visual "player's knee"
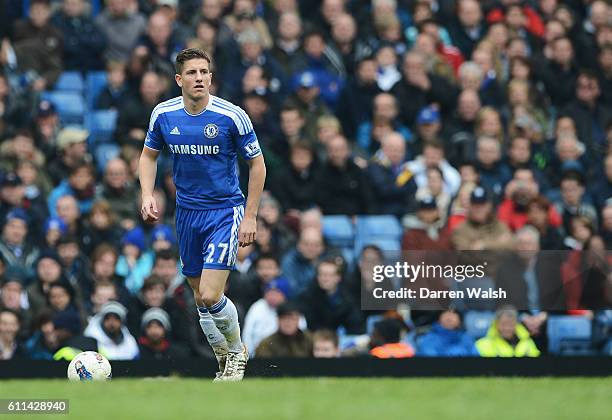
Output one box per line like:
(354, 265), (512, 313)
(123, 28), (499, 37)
(200, 289), (223, 307)
(194, 293), (204, 308)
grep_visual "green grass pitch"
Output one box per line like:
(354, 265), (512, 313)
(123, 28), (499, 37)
(2, 377), (611, 420)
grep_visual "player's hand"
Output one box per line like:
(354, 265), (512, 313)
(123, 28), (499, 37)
(238, 216), (256, 247)
(141, 194), (159, 224)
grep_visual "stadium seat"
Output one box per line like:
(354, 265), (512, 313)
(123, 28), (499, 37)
(40, 91), (86, 125)
(464, 311), (495, 339)
(339, 247), (355, 268)
(24, 0), (102, 18)
(322, 215), (354, 248)
(85, 110), (118, 145)
(91, 0), (102, 16)
(547, 315), (593, 355)
(354, 215), (402, 254)
(53, 71), (85, 92)
(86, 71), (108, 110)
(366, 314), (385, 335)
(94, 143), (121, 173)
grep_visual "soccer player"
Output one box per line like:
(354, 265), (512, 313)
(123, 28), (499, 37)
(138, 48), (266, 381)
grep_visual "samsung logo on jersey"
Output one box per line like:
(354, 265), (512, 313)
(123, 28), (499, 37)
(169, 144), (220, 155)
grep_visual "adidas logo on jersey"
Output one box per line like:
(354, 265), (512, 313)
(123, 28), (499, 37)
(170, 126), (181, 135)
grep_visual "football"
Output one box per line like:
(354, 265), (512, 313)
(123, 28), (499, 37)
(67, 351), (112, 381)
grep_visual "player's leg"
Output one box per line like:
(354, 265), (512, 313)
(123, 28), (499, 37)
(199, 269), (247, 381)
(186, 275), (229, 378)
(175, 207), (228, 377)
(200, 205), (247, 381)
(199, 269), (242, 351)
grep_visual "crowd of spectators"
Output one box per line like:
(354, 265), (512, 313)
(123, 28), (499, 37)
(0, 0), (612, 361)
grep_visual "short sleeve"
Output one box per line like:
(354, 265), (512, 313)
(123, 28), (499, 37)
(144, 111), (164, 151)
(236, 130), (262, 160)
(233, 107), (262, 160)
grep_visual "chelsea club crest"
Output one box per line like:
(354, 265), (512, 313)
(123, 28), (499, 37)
(204, 123), (219, 139)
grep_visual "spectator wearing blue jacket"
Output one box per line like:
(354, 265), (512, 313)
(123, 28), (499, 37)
(475, 136), (512, 202)
(281, 227), (326, 295)
(115, 228), (154, 295)
(417, 309), (478, 357)
(356, 92), (412, 157)
(47, 160), (96, 218)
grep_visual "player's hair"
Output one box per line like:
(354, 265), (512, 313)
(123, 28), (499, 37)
(313, 329), (338, 347)
(175, 48), (212, 74)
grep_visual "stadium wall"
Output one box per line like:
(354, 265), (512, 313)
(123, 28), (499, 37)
(2, 357), (611, 379)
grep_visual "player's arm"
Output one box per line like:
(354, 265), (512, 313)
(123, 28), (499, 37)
(239, 154), (266, 246)
(140, 106), (165, 224)
(139, 146), (161, 223)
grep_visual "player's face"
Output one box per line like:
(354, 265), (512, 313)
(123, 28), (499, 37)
(176, 58), (212, 100)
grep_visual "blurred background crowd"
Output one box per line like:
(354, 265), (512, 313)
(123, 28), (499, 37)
(0, 0), (611, 362)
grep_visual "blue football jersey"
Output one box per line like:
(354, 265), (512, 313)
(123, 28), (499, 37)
(144, 95), (262, 210)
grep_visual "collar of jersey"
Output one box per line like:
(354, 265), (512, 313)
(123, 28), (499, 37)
(183, 95), (213, 117)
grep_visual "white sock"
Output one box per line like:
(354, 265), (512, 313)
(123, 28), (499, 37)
(207, 295), (243, 353)
(197, 306), (229, 356)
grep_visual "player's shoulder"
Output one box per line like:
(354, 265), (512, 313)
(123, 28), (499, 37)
(208, 95), (253, 134)
(149, 97), (184, 129)
(152, 96), (184, 114)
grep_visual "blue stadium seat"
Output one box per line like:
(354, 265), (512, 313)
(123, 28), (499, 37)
(366, 314), (384, 335)
(94, 143), (121, 173)
(547, 315), (593, 355)
(339, 247), (355, 268)
(53, 71), (84, 92)
(40, 91), (85, 125)
(86, 71), (108, 110)
(91, 0), (102, 16)
(464, 311), (495, 339)
(25, 0), (102, 17)
(322, 215), (354, 248)
(85, 110), (118, 145)
(354, 215), (402, 254)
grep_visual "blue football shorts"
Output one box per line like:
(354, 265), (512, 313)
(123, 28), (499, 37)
(175, 205), (244, 277)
